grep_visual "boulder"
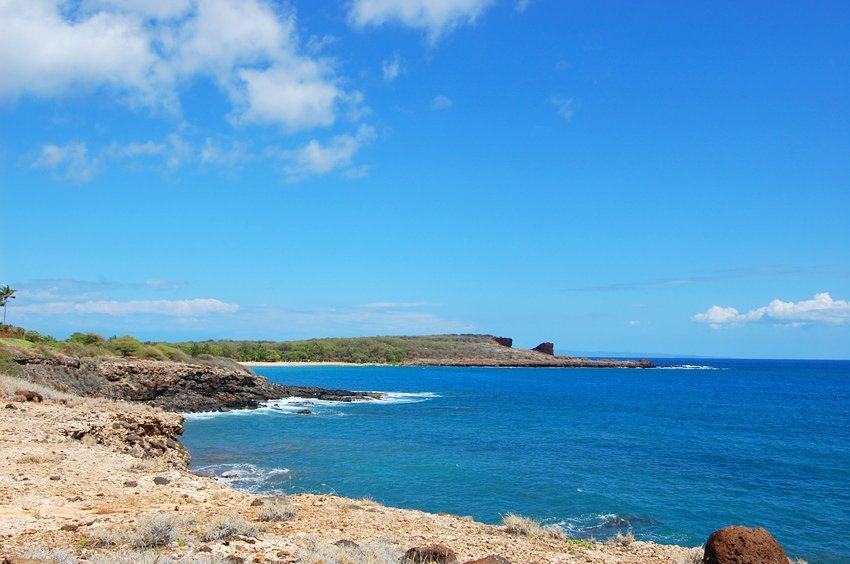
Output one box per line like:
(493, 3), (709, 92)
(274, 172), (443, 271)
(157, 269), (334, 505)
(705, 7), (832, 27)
(703, 526), (789, 564)
(493, 337), (513, 348)
(296, 409), (314, 415)
(402, 544), (459, 563)
(532, 342), (554, 356)
(14, 390), (43, 402)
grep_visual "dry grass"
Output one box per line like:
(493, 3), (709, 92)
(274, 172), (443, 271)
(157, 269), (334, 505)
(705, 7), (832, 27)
(294, 534), (402, 564)
(130, 513), (180, 548)
(501, 513), (567, 541)
(674, 547), (704, 564)
(88, 526), (125, 548)
(22, 547), (77, 564)
(201, 514), (260, 541)
(611, 530), (635, 546)
(17, 453), (61, 464)
(257, 495), (297, 522)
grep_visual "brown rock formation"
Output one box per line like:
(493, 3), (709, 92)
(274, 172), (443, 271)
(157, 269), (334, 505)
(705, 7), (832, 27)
(403, 544), (459, 563)
(703, 526), (789, 564)
(466, 556), (511, 564)
(532, 342), (554, 356)
(493, 337), (513, 348)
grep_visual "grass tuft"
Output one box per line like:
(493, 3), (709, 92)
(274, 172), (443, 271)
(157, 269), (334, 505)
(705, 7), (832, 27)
(130, 513), (179, 548)
(201, 514), (259, 541)
(501, 513), (567, 541)
(257, 496), (297, 522)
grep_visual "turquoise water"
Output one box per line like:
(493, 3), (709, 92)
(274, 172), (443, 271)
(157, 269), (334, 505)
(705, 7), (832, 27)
(181, 360), (850, 562)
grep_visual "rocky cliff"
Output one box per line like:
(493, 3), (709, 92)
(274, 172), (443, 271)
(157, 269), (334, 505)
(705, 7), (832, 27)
(6, 348), (378, 412)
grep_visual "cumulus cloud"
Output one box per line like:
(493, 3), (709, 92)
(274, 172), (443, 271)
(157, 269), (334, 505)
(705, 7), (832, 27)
(32, 142), (98, 182)
(348, 0), (496, 42)
(693, 292), (850, 329)
(431, 95), (453, 110)
(276, 124), (376, 181)
(382, 54), (402, 82)
(0, 0), (346, 131)
(17, 298), (238, 317)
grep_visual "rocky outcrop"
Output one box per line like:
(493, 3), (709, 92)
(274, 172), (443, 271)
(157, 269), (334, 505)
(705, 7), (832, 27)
(703, 526), (789, 564)
(493, 337), (513, 348)
(531, 342), (554, 356)
(8, 349), (379, 412)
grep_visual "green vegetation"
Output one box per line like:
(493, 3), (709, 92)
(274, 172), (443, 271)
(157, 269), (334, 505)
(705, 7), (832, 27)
(169, 334), (499, 364)
(1, 329), (517, 367)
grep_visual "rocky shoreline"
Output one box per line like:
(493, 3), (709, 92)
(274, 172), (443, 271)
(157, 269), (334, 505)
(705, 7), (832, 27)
(0, 377), (704, 563)
(5, 347), (380, 412)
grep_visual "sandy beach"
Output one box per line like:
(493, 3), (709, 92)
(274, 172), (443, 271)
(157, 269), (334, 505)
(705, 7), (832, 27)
(239, 361), (389, 368)
(0, 376), (702, 563)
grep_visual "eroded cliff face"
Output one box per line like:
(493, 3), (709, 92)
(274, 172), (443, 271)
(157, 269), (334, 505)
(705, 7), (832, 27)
(8, 349), (377, 412)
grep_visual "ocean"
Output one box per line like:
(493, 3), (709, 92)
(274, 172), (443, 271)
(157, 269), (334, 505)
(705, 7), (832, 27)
(181, 360), (850, 562)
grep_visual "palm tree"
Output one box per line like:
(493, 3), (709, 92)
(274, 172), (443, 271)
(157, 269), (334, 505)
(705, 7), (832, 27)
(0, 285), (16, 325)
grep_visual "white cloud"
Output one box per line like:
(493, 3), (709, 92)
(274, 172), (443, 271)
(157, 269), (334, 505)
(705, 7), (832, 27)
(17, 298), (238, 317)
(515, 0), (531, 13)
(432, 95), (453, 110)
(106, 141), (166, 159)
(551, 96), (574, 120)
(234, 65), (339, 130)
(693, 292), (850, 329)
(200, 138), (250, 167)
(348, 0), (496, 42)
(32, 142), (98, 182)
(382, 54), (402, 82)
(0, 0), (346, 131)
(278, 124), (375, 181)
(629, 320), (641, 326)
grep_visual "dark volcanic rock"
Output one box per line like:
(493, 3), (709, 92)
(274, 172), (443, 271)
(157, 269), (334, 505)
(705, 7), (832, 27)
(296, 409), (314, 415)
(493, 337), (513, 348)
(532, 342), (554, 356)
(703, 526), (789, 564)
(8, 350), (380, 412)
(153, 477), (169, 485)
(402, 544), (458, 563)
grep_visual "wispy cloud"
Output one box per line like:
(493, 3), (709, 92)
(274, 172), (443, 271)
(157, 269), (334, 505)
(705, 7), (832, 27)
(17, 298), (238, 317)
(693, 292), (850, 329)
(431, 95), (453, 110)
(32, 142), (97, 183)
(550, 96), (574, 120)
(382, 54), (403, 82)
(348, 0), (496, 43)
(274, 124), (376, 182)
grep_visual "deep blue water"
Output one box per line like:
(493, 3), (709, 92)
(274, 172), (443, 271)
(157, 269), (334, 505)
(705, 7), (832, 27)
(181, 360), (850, 562)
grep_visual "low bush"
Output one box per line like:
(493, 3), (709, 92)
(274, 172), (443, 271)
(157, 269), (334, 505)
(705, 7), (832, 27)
(201, 514), (259, 541)
(130, 513), (179, 548)
(257, 496), (297, 522)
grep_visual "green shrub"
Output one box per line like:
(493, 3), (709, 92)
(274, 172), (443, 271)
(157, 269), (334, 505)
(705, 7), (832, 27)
(24, 330), (56, 344)
(106, 336), (145, 357)
(69, 332), (106, 345)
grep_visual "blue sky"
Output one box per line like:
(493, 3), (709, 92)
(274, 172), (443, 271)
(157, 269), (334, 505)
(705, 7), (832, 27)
(2, 0), (849, 359)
